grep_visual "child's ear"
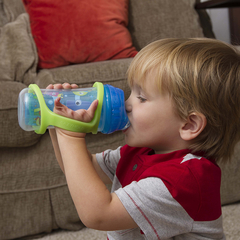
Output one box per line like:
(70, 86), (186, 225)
(180, 112), (207, 141)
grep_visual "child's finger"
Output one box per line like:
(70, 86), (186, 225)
(62, 83), (72, 89)
(54, 97), (98, 124)
(54, 97), (64, 109)
(46, 84), (54, 89)
(87, 99), (99, 119)
(73, 100), (99, 122)
(71, 84), (78, 89)
(53, 84), (64, 89)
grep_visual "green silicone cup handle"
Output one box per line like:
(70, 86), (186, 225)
(28, 82), (104, 134)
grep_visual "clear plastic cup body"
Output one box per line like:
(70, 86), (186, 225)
(18, 87), (97, 131)
(18, 85), (129, 134)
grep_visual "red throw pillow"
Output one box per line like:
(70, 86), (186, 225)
(23, 0), (138, 69)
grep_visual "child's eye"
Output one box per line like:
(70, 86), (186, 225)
(137, 96), (147, 102)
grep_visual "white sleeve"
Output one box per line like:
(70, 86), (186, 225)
(96, 147), (121, 181)
(115, 177), (193, 239)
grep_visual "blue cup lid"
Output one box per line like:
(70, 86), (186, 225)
(100, 85), (129, 134)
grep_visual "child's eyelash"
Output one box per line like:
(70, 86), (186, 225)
(137, 96), (147, 102)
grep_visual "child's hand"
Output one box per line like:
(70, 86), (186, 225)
(46, 83), (98, 137)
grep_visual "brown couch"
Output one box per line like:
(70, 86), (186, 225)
(0, 0), (239, 239)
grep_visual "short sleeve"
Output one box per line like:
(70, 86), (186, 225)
(115, 177), (193, 239)
(96, 147), (121, 181)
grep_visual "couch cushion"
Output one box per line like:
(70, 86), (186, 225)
(128, 0), (204, 50)
(0, 130), (125, 239)
(0, 81), (41, 147)
(0, 133), (84, 239)
(22, 0), (138, 69)
(32, 58), (133, 98)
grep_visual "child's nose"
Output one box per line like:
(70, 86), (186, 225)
(125, 98), (132, 113)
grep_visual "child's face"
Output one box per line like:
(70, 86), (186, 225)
(124, 77), (187, 154)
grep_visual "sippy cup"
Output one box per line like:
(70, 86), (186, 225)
(18, 82), (130, 134)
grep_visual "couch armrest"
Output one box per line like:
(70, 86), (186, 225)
(1, 0), (26, 24)
(0, 81), (41, 147)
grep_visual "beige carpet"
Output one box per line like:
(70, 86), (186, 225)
(34, 203), (240, 240)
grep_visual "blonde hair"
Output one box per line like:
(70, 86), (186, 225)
(127, 38), (240, 162)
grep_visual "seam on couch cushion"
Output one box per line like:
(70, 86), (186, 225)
(0, 183), (67, 194)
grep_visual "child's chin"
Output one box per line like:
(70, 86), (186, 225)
(124, 138), (137, 148)
(124, 136), (131, 146)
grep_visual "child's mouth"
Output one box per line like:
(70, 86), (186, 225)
(122, 122), (130, 133)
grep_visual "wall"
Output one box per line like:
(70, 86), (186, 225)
(200, 0), (230, 43)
